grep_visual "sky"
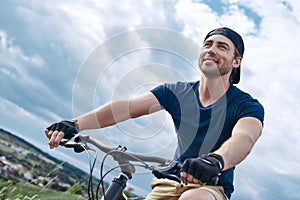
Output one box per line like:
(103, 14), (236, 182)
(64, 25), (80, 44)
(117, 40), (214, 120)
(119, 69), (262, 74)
(1, 0), (300, 199)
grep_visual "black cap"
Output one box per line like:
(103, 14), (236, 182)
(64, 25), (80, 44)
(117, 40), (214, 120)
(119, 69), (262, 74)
(204, 27), (244, 84)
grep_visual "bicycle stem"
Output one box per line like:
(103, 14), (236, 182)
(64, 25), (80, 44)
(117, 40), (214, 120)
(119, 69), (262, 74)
(102, 172), (129, 200)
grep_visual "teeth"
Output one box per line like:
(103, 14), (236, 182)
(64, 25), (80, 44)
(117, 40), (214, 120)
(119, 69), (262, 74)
(204, 58), (217, 62)
(205, 59), (217, 62)
(206, 58), (216, 61)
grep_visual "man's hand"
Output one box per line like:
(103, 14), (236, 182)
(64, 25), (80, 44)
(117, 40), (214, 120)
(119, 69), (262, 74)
(45, 120), (79, 149)
(180, 153), (224, 185)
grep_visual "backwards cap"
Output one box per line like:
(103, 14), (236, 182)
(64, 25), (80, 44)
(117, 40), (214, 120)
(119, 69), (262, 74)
(204, 27), (244, 84)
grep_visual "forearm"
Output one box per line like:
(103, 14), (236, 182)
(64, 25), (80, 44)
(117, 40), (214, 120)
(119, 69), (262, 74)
(214, 133), (256, 170)
(74, 92), (161, 132)
(214, 117), (263, 170)
(73, 101), (131, 131)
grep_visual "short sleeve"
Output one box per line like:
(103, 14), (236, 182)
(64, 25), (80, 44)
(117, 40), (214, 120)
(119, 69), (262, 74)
(237, 99), (264, 125)
(150, 83), (180, 113)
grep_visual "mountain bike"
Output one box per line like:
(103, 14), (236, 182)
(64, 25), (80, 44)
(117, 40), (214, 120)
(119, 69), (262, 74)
(60, 134), (183, 200)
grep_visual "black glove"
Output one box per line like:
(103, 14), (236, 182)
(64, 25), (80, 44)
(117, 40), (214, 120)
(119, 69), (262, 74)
(181, 153), (224, 184)
(46, 120), (79, 139)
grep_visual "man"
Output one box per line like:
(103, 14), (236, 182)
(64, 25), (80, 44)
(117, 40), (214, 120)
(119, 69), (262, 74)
(45, 27), (264, 199)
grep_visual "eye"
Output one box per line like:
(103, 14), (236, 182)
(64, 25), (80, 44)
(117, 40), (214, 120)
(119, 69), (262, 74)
(203, 42), (212, 48)
(219, 45), (227, 50)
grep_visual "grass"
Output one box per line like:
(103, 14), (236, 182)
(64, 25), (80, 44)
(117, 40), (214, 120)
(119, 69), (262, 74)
(0, 181), (87, 200)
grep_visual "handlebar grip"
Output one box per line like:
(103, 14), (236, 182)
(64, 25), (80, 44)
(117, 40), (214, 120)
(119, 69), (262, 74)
(152, 161), (220, 185)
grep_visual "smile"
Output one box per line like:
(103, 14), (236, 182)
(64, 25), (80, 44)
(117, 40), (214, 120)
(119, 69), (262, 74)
(204, 58), (219, 64)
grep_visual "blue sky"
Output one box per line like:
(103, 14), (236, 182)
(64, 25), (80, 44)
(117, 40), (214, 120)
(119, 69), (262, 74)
(1, 0), (300, 199)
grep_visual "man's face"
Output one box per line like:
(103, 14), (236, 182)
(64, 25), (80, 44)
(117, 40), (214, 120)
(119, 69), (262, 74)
(198, 34), (240, 79)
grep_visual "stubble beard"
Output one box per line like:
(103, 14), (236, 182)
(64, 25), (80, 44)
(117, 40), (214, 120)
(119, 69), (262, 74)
(199, 59), (232, 79)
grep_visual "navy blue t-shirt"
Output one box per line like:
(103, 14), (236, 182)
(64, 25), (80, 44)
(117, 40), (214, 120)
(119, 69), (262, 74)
(151, 81), (264, 198)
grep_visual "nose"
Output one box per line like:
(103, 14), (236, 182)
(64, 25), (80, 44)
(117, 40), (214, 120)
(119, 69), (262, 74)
(207, 44), (217, 55)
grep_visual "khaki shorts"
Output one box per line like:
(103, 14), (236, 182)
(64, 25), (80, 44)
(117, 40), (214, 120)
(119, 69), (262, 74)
(145, 178), (229, 200)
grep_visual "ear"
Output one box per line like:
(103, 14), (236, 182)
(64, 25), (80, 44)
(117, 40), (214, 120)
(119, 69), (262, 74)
(233, 57), (242, 69)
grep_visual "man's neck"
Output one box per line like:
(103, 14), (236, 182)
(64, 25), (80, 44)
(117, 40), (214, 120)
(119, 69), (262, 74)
(199, 76), (231, 107)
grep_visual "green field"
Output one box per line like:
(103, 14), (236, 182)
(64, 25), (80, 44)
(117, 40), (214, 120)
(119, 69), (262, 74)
(0, 181), (87, 200)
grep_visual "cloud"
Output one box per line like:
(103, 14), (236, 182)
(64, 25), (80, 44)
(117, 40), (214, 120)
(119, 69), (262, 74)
(0, 30), (44, 71)
(0, 29), (72, 122)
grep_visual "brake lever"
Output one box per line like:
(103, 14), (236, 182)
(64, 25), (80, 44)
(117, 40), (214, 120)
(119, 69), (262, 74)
(151, 160), (182, 183)
(207, 174), (220, 186)
(60, 134), (87, 153)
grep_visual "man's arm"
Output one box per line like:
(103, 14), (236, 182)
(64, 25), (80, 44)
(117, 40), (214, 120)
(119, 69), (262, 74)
(180, 116), (263, 184)
(214, 116), (263, 170)
(46, 92), (161, 148)
(75, 92), (161, 130)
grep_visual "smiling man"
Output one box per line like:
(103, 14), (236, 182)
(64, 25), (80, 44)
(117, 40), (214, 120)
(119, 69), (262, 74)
(45, 27), (264, 199)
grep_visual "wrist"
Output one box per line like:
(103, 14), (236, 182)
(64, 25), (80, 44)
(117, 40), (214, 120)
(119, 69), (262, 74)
(208, 153), (224, 170)
(70, 119), (80, 132)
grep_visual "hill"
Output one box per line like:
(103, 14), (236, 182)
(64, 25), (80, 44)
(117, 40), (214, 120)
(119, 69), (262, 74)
(0, 128), (144, 199)
(0, 128), (96, 196)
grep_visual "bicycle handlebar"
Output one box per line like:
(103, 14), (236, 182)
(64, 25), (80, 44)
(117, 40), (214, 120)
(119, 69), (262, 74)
(61, 134), (219, 186)
(60, 134), (182, 183)
(61, 134), (170, 164)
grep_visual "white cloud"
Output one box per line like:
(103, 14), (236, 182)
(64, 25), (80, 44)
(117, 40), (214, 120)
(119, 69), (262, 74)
(175, 0), (218, 40)
(0, 30), (44, 70)
(0, 96), (49, 140)
(0, 30), (72, 122)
